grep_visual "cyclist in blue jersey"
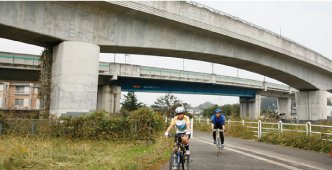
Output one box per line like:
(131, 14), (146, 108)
(211, 109), (226, 148)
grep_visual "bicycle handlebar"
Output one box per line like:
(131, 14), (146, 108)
(212, 129), (224, 132)
(167, 133), (187, 138)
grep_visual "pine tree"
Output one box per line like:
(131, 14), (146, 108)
(121, 92), (145, 111)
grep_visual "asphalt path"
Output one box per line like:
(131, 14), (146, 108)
(159, 131), (332, 170)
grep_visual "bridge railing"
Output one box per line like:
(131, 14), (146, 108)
(0, 51), (40, 67)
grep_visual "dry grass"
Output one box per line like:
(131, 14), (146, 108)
(0, 132), (173, 170)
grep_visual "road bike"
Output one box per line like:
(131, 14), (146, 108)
(212, 128), (223, 156)
(168, 133), (190, 170)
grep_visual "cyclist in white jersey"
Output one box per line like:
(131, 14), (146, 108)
(165, 107), (191, 155)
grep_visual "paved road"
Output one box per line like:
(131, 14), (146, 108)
(159, 131), (332, 170)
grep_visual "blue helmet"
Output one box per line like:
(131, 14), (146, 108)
(215, 109), (221, 113)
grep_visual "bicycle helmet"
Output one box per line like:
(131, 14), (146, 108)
(175, 107), (185, 114)
(215, 109), (221, 113)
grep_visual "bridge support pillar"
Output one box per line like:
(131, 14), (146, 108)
(240, 93), (261, 119)
(50, 41), (100, 117)
(97, 85), (121, 113)
(295, 90), (327, 121)
(277, 98), (291, 118)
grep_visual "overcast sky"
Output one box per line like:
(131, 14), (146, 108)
(1, 1), (332, 107)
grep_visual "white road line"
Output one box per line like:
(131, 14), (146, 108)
(193, 137), (321, 170)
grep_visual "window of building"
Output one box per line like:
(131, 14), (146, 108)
(4, 98), (7, 105)
(15, 86), (24, 93)
(15, 99), (24, 106)
(5, 84), (8, 91)
(0, 84), (3, 91)
(30, 99), (33, 106)
(34, 88), (38, 94)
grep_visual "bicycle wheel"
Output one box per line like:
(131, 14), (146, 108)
(217, 137), (220, 156)
(169, 150), (180, 170)
(182, 155), (190, 170)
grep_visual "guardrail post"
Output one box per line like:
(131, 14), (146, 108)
(32, 120), (34, 135)
(278, 121), (280, 136)
(165, 117), (167, 123)
(0, 122), (2, 135)
(279, 121), (283, 136)
(135, 122), (137, 133)
(242, 119), (245, 126)
(191, 118), (194, 138)
(306, 122), (311, 137)
(258, 120), (261, 139)
(207, 118), (209, 125)
(228, 119), (231, 129)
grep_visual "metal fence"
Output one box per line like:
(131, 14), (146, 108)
(191, 118), (332, 142)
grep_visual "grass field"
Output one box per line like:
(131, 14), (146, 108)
(0, 132), (174, 170)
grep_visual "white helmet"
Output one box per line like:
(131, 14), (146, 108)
(175, 107), (185, 114)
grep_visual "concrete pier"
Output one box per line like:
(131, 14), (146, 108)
(97, 85), (121, 113)
(240, 93), (261, 119)
(50, 41), (100, 117)
(295, 90), (327, 121)
(277, 98), (291, 118)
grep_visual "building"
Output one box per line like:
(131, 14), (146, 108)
(0, 82), (40, 110)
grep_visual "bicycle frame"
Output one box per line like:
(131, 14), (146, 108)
(169, 133), (189, 170)
(212, 128), (223, 156)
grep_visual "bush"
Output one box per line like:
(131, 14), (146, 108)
(0, 109), (165, 142)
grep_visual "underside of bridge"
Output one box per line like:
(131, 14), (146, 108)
(0, 1), (330, 119)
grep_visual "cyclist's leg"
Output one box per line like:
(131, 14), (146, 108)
(181, 134), (190, 154)
(221, 131), (224, 144)
(174, 135), (179, 151)
(212, 130), (216, 141)
(217, 124), (224, 144)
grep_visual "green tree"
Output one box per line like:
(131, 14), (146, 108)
(202, 104), (220, 118)
(121, 92), (145, 111)
(150, 93), (182, 116)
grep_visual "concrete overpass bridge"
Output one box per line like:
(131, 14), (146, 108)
(0, 1), (331, 120)
(0, 51), (296, 118)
